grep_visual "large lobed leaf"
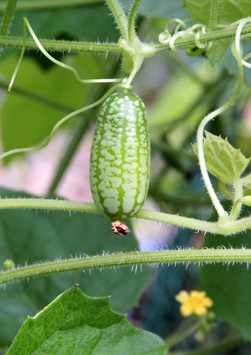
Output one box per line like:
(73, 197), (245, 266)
(7, 286), (167, 354)
(0, 188), (154, 349)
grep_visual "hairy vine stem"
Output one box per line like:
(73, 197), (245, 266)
(0, 0), (17, 36)
(127, 0), (142, 42)
(106, 0), (128, 39)
(1, 249), (251, 287)
(0, 198), (251, 235)
(229, 180), (243, 222)
(0, 24), (251, 55)
(208, 0), (219, 31)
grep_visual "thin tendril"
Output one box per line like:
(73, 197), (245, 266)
(235, 18), (251, 69)
(159, 21), (211, 53)
(0, 84), (121, 160)
(8, 17), (122, 92)
(196, 19), (247, 219)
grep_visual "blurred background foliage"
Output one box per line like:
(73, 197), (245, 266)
(0, 0), (251, 353)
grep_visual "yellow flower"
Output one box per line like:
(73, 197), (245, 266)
(175, 290), (213, 317)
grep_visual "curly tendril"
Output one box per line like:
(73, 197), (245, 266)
(0, 84), (122, 161)
(158, 16), (251, 219)
(234, 18), (251, 68)
(196, 17), (251, 220)
(158, 20), (211, 54)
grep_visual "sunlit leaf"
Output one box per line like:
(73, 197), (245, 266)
(0, 189), (153, 349)
(7, 286), (167, 355)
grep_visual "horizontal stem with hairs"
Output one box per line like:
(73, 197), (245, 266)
(0, 198), (251, 235)
(1, 249), (251, 287)
(0, 24), (251, 54)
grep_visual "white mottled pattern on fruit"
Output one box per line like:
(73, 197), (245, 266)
(90, 90), (150, 221)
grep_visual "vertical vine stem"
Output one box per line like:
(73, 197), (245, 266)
(0, 0), (17, 36)
(229, 180), (243, 222)
(208, 0), (219, 31)
(127, 0), (142, 42)
(106, 0), (128, 39)
(123, 54), (143, 88)
(196, 20), (245, 220)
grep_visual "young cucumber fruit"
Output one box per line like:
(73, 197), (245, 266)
(90, 89), (150, 222)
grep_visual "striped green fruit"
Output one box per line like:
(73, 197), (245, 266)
(90, 89), (150, 222)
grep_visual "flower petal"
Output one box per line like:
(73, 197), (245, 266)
(194, 306), (207, 317)
(190, 290), (205, 299)
(203, 297), (213, 307)
(180, 305), (193, 317)
(175, 291), (189, 303)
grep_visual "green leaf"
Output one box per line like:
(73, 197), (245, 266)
(183, 0), (251, 27)
(183, 0), (251, 66)
(7, 286), (167, 355)
(121, 0), (189, 20)
(3, 0), (119, 42)
(221, 42), (251, 87)
(193, 131), (250, 184)
(149, 72), (204, 128)
(240, 196), (251, 207)
(241, 173), (251, 189)
(0, 55), (84, 162)
(149, 60), (218, 129)
(201, 230), (251, 340)
(0, 188), (153, 349)
(207, 39), (231, 66)
(0, 52), (111, 163)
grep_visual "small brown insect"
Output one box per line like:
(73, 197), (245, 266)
(111, 220), (130, 236)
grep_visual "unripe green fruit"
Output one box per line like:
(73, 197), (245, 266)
(90, 89), (150, 222)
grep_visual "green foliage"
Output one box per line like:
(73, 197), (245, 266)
(149, 66), (206, 128)
(221, 41), (251, 86)
(7, 286), (167, 355)
(0, 52), (111, 163)
(183, 0), (251, 26)
(0, 55), (84, 160)
(241, 196), (251, 206)
(193, 131), (250, 184)
(183, 0), (251, 71)
(201, 230), (251, 340)
(207, 38), (231, 66)
(0, 189), (153, 348)
(122, 0), (189, 20)
(3, 0), (120, 41)
(241, 173), (251, 189)
(0, 0), (251, 353)
(148, 60), (223, 151)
